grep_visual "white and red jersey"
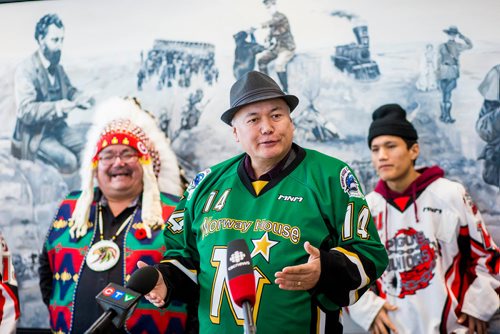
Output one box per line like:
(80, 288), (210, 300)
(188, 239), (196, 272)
(0, 232), (20, 334)
(348, 166), (499, 333)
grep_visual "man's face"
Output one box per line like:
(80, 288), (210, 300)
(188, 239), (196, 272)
(370, 135), (419, 185)
(232, 98), (294, 168)
(96, 145), (143, 201)
(39, 24), (64, 65)
(265, 4), (277, 15)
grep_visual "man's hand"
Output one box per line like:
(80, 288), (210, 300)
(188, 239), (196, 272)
(73, 93), (95, 109)
(137, 261), (167, 308)
(54, 99), (76, 119)
(274, 241), (320, 290)
(369, 302), (398, 334)
(457, 313), (488, 334)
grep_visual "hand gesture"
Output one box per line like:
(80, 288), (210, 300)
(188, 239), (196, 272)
(274, 241), (321, 290)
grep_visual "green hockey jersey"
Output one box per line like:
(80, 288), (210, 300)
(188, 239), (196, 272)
(161, 144), (388, 333)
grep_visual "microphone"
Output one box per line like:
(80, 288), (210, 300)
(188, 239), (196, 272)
(227, 239), (256, 334)
(84, 265), (159, 334)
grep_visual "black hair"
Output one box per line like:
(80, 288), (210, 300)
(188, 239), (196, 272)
(403, 139), (418, 166)
(34, 14), (64, 42)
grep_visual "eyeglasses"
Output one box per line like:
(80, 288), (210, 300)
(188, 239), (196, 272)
(98, 151), (139, 166)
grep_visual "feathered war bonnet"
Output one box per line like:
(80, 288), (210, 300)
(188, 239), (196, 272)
(69, 97), (183, 239)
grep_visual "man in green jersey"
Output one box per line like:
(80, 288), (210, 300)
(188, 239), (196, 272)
(141, 71), (388, 333)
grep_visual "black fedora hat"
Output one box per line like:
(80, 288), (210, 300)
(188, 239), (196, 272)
(221, 71), (299, 125)
(443, 25), (459, 35)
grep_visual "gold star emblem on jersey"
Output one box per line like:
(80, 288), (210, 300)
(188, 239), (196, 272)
(251, 232), (278, 262)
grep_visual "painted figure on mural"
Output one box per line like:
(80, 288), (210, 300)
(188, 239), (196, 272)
(11, 13), (94, 174)
(436, 25), (472, 123)
(415, 44), (438, 92)
(255, 0), (296, 93)
(233, 30), (265, 80)
(179, 89), (204, 132)
(476, 64), (500, 188)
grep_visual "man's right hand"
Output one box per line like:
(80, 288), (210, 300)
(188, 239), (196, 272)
(369, 301), (398, 334)
(137, 261), (168, 308)
(54, 99), (76, 119)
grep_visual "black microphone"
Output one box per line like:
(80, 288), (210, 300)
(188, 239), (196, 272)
(227, 239), (256, 334)
(84, 265), (159, 334)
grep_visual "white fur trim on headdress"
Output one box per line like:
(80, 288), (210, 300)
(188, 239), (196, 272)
(70, 97), (182, 239)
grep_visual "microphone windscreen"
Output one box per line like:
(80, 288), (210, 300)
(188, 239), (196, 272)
(126, 265), (159, 295)
(227, 239), (256, 307)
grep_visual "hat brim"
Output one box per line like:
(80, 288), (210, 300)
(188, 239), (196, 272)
(221, 93), (299, 125)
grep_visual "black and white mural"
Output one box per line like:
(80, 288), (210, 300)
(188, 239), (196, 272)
(0, 0), (498, 329)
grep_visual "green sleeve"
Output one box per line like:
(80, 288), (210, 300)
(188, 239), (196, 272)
(312, 164), (388, 310)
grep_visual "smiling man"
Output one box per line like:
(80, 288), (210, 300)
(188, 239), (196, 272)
(347, 104), (499, 334)
(140, 71), (388, 334)
(38, 97), (194, 334)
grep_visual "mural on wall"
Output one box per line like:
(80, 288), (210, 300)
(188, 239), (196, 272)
(0, 0), (498, 329)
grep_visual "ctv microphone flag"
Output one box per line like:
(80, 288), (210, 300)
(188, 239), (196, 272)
(96, 283), (141, 329)
(227, 238), (257, 333)
(85, 266), (159, 333)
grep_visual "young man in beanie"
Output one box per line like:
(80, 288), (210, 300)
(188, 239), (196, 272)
(38, 97), (193, 333)
(140, 71), (388, 333)
(347, 104), (499, 334)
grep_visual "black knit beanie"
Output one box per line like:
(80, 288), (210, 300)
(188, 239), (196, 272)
(367, 104), (418, 147)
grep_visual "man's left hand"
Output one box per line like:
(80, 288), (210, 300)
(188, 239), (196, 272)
(274, 241), (321, 290)
(457, 313), (488, 334)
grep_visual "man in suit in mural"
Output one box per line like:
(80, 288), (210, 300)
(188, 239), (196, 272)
(38, 98), (194, 333)
(476, 64), (500, 188)
(11, 13), (94, 174)
(256, 0), (296, 93)
(436, 25), (472, 124)
(347, 104), (499, 334)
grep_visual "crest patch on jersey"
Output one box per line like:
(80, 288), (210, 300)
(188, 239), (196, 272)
(382, 228), (436, 298)
(187, 168), (211, 200)
(339, 166), (364, 198)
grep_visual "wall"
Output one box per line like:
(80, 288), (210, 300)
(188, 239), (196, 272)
(0, 0), (498, 329)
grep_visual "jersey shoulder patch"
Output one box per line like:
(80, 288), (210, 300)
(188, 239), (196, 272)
(187, 168), (211, 200)
(340, 166), (364, 199)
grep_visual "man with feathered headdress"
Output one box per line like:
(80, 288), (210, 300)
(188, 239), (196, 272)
(38, 97), (192, 333)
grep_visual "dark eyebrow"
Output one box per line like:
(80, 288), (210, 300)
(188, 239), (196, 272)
(100, 147), (136, 155)
(375, 140), (398, 147)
